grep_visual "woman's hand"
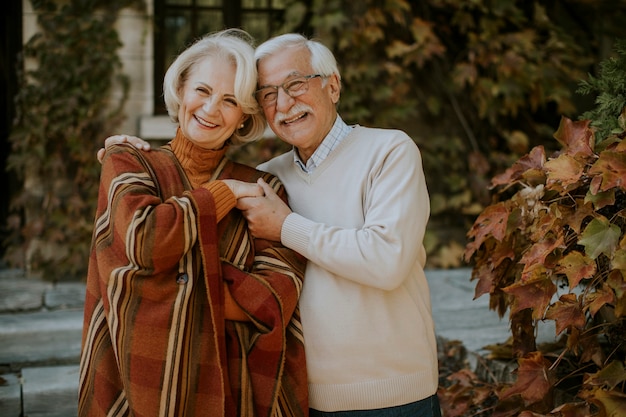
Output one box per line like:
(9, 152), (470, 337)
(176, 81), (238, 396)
(97, 135), (152, 163)
(222, 179), (264, 199)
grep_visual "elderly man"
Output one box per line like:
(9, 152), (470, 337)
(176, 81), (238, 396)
(239, 34), (440, 417)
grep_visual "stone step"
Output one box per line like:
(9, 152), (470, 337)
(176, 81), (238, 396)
(0, 365), (79, 417)
(0, 308), (84, 368)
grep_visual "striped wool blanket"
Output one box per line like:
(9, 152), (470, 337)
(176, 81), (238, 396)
(79, 144), (308, 416)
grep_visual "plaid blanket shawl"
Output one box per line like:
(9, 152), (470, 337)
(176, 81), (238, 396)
(79, 144), (308, 417)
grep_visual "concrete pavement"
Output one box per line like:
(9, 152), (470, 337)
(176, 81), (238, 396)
(0, 267), (557, 416)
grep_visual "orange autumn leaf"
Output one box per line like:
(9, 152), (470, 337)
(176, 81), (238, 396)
(550, 402), (591, 417)
(545, 293), (585, 335)
(491, 145), (546, 188)
(556, 250), (596, 288)
(499, 351), (555, 404)
(545, 153), (585, 193)
(610, 248), (626, 270)
(588, 150), (626, 192)
(530, 206), (561, 243)
(590, 388), (626, 417)
(553, 116), (595, 156)
(465, 202), (510, 260)
(586, 284), (616, 317)
(558, 201), (595, 234)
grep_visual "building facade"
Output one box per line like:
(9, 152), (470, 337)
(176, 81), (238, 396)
(0, 0), (295, 261)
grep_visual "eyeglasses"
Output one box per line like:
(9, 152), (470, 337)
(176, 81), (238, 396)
(255, 74), (324, 107)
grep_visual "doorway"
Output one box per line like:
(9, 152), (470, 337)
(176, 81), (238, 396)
(1, 0), (22, 259)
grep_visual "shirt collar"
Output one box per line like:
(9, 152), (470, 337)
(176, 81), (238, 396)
(294, 115), (352, 173)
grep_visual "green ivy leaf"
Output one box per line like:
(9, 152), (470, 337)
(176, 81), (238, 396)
(578, 217), (621, 259)
(584, 188), (616, 210)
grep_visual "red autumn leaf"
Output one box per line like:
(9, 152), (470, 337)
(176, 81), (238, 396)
(556, 250), (596, 288)
(472, 261), (497, 300)
(553, 116), (595, 156)
(519, 235), (565, 279)
(465, 202), (510, 259)
(499, 351), (555, 404)
(491, 146), (546, 188)
(503, 274), (556, 319)
(545, 293), (585, 335)
(490, 240), (516, 269)
(588, 150), (626, 192)
(544, 153), (585, 193)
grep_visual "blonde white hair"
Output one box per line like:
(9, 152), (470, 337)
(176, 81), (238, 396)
(163, 29), (266, 144)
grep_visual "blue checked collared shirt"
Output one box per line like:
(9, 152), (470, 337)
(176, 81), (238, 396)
(294, 115), (353, 173)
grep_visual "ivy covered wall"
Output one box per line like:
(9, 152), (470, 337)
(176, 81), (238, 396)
(5, 0), (626, 279)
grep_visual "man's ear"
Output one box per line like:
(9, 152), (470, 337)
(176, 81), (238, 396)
(327, 73), (341, 104)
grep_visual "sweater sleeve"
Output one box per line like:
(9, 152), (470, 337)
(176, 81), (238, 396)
(281, 132), (430, 291)
(200, 180), (237, 222)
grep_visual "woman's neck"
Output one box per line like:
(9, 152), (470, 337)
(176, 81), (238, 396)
(170, 129), (228, 188)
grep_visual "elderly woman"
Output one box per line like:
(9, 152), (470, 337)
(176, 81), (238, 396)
(79, 29), (307, 417)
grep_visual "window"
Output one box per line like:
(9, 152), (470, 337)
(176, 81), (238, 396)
(153, 0), (288, 114)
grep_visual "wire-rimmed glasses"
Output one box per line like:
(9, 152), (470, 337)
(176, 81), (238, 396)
(255, 74), (324, 107)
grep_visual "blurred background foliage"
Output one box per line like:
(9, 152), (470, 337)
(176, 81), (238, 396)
(283, 0), (626, 269)
(5, 0), (146, 279)
(6, 0), (626, 279)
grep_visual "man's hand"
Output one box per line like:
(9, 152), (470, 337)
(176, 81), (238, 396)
(97, 135), (152, 163)
(238, 178), (291, 242)
(222, 179), (264, 199)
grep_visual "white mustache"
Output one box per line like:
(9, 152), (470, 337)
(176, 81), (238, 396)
(274, 103), (313, 125)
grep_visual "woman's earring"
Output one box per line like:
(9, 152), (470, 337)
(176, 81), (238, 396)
(240, 123), (244, 129)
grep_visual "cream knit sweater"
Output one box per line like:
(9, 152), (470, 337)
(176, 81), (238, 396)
(258, 125), (438, 411)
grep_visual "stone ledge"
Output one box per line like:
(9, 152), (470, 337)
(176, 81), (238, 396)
(22, 365), (78, 417)
(0, 373), (21, 417)
(0, 309), (83, 367)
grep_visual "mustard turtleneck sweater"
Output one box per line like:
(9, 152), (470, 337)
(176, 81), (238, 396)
(170, 129), (237, 222)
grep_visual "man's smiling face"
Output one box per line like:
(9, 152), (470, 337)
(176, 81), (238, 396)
(257, 45), (340, 163)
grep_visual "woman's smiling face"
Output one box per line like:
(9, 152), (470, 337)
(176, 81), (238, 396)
(178, 56), (245, 149)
